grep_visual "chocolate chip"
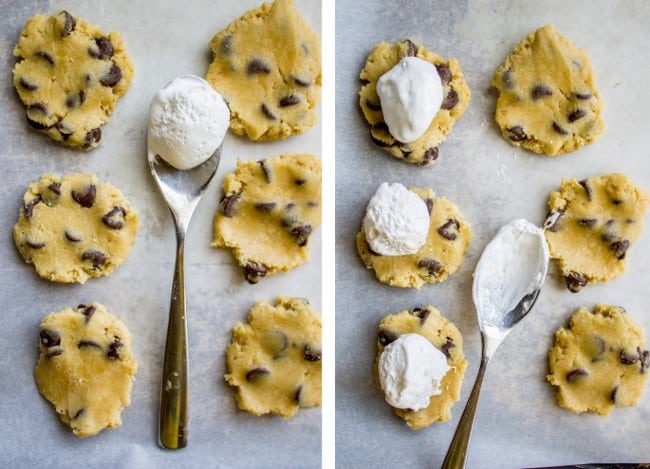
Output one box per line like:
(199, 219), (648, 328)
(545, 211), (564, 232)
(59, 11), (75, 37)
(102, 206), (126, 229)
(247, 59), (271, 75)
(71, 184), (96, 208)
(19, 77), (38, 91)
(245, 367), (270, 382)
(46, 349), (63, 359)
(395, 142), (412, 158)
(40, 329), (61, 347)
(566, 368), (589, 383)
(65, 90), (86, 108)
(23, 197), (41, 219)
(531, 84), (553, 100)
(425, 198), (433, 215)
(552, 121), (569, 135)
(107, 339), (123, 360)
(291, 225), (312, 247)
(441, 88), (459, 110)
(261, 103), (277, 120)
(295, 179), (306, 186)
(610, 239), (630, 260)
(303, 344), (321, 362)
(577, 218), (598, 227)
(100, 63), (122, 87)
(612, 199), (623, 206)
(26, 102), (50, 128)
(78, 340), (101, 349)
(48, 183), (61, 195)
(435, 63), (452, 85)
(83, 128), (101, 148)
(421, 147), (439, 165)
(568, 109), (586, 122)
(565, 271), (587, 292)
(441, 338), (455, 359)
(259, 160), (272, 183)
(279, 95), (300, 107)
(438, 219), (460, 241)
(292, 76), (311, 87)
(601, 219), (616, 242)
(611, 386), (619, 403)
(55, 121), (73, 140)
(574, 91), (592, 100)
(294, 385), (303, 404)
(220, 35), (233, 56)
(364, 99), (382, 111)
(411, 307), (430, 325)
(35, 51), (54, 66)
(71, 408), (84, 420)
(81, 249), (106, 267)
(255, 202), (277, 212)
(591, 335), (606, 358)
(378, 329), (398, 347)
(620, 348), (639, 365)
(26, 238), (46, 249)
(77, 304), (96, 323)
(418, 259), (441, 276)
(507, 126), (526, 142)
(243, 262), (267, 284)
(578, 179), (593, 200)
(64, 230), (82, 243)
(220, 193), (241, 217)
(89, 36), (113, 60)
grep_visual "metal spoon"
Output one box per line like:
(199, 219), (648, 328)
(442, 219), (549, 469)
(148, 144), (222, 449)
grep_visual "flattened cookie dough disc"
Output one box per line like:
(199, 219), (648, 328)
(544, 173), (649, 292)
(225, 297), (322, 418)
(356, 188), (471, 288)
(374, 307), (467, 429)
(213, 154), (321, 283)
(547, 304), (650, 416)
(492, 24), (605, 155)
(35, 302), (138, 437)
(205, 0), (321, 141)
(359, 40), (471, 165)
(13, 173), (139, 283)
(13, 11), (134, 149)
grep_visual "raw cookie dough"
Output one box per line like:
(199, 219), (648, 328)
(356, 188), (471, 288)
(547, 304), (650, 416)
(205, 0), (321, 141)
(544, 173), (649, 292)
(374, 306), (467, 429)
(359, 40), (471, 165)
(13, 173), (139, 283)
(225, 297), (322, 418)
(35, 302), (138, 437)
(213, 154), (321, 284)
(13, 11), (134, 149)
(492, 24), (605, 155)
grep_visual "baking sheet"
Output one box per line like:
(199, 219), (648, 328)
(0, 1), (321, 467)
(335, 1), (650, 467)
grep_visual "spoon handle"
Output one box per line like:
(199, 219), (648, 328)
(159, 232), (189, 449)
(441, 354), (490, 469)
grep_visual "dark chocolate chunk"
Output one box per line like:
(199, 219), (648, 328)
(418, 259), (441, 276)
(441, 337), (455, 359)
(77, 304), (96, 323)
(19, 77), (38, 91)
(35, 51), (55, 66)
(78, 340), (101, 349)
(552, 121), (569, 135)
(295, 179), (306, 186)
(440, 88), (458, 110)
(574, 91), (592, 100)
(591, 335), (606, 358)
(40, 329), (61, 348)
(26, 238), (46, 249)
(411, 307), (430, 325)
(48, 182), (61, 195)
(102, 206), (126, 229)
(243, 262), (267, 284)
(578, 179), (593, 200)
(89, 36), (113, 60)
(364, 99), (382, 111)
(531, 84), (553, 100)
(254, 202), (277, 212)
(261, 103), (277, 120)
(435, 63), (452, 85)
(83, 128), (102, 148)
(303, 344), (322, 362)
(247, 59), (271, 75)
(220, 35), (233, 56)
(421, 147), (439, 165)
(71, 184), (96, 208)
(259, 160), (272, 183)
(107, 339), (123, 360)
(55, 121), (73, 140)
(59, 11), (75, 37)
(565, 271), (588, 292)
(66, 91), (86, 108)
(245, 367), (270, 382)
(46, 349), (64, 359)
(71, 408), (84, 420)
(294, 385), (303, 404)
(99, 63), (122, 87)
(292, 75), (311, 87)
(378, 329), (398, 347)
(610, 239), (630, 260)
(568, 109), (586, 122)
(279, 95), (300, 107)
(577, 218), (598, 227)
(620, 348), (639, 365)
(23, 197), (41, 219)
(64, 230), (82, 243)
(438, 219), (460, 241)
(81, 249), (106, 267)
(425, 198), (434, 215)
(220, 193), (241, 217)
(291, 225), (312, 247)
(612, 199), (623, 206)
(402, 39), (417, 57)
(507, 126), (526, 142)
(601, 219), (616, 242)
(566, 368), (589, 383)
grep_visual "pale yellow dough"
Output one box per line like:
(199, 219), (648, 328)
(205, 0), (321, 141)
(356, 188), (471, 288)
(492, 24), (605, 155)
(213, 154), (321, 283)
(225, 297), (322, 418)
(13, 11), (133, 149)
(547, 304), (649, 416)
(374, 307), (467, 429)
(34, 302), (137, 437)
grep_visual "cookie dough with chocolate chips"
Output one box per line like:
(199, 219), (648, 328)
(547, 304), (650, 416)
(12, 11), (134, 149)
(205, 0), (321, 141)
(213, 154), (321, 283)
(35, 302), (138, 437)
(544, 173), (649, 292)
(492, 24), (605, 155)
(225, 297), (322, 418)
(374, 307), (467, 429)
(13, 173), (139, 283)
(359, 40), (471, 165)
(356, 188), (471, 288)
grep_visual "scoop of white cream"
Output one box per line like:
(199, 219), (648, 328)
(378, 333), (450, 411)
(376, 56), (443, 143)
(148, 75), (229, 170)
(473, 219), (549, 326)
(363, 182), (430, 256)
